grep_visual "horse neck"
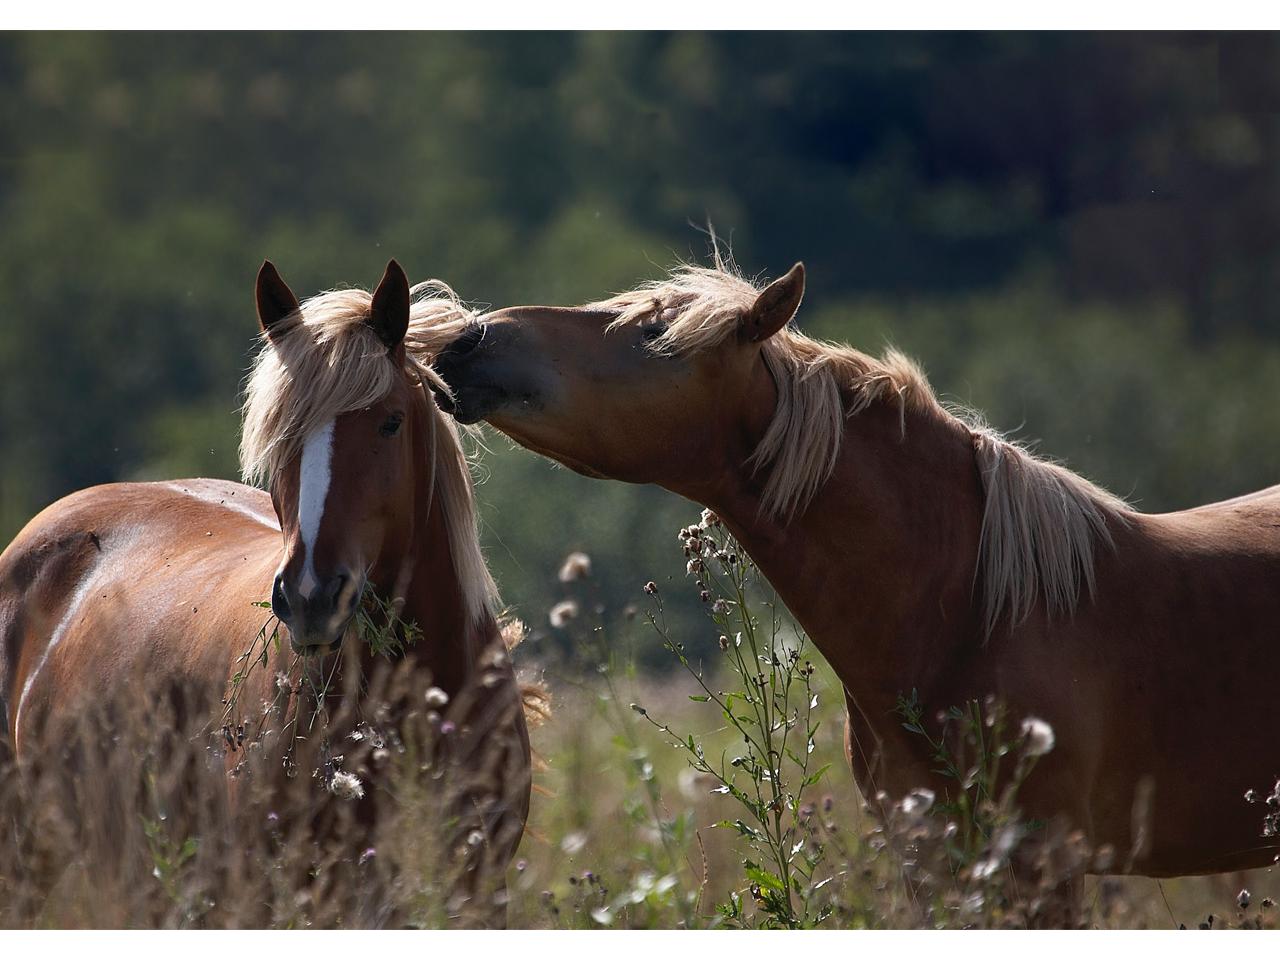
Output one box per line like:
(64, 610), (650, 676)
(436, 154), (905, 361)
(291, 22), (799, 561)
(368, 394), (496, 696)
(697, 396), (985, 719)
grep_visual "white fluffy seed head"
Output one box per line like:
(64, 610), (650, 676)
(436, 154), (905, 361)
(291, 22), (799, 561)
(424, 686), (450, 708)
(328, 770), (365, 800)
(1019, 717), (1056, 757)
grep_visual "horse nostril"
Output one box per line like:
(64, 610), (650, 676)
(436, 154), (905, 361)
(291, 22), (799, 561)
(271, 574), (292, 623)
(325, 572), (349, 610)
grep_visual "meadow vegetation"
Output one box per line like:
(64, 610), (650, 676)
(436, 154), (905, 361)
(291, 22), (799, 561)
(3, 513), (1277, 929)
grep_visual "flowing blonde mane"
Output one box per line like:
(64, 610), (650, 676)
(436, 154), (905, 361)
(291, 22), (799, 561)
(595, 258), (1132, 633)
(240, 281), (495, 621)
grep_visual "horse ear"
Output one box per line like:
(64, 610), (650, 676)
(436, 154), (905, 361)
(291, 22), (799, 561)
(255, 260), (301, 340)
(368, 259), (411, 351)
(740, 262), (805, 343)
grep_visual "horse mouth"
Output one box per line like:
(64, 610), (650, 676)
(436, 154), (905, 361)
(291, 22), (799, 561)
(285, 618), (353, 658)
(431, 380), (514, 425)
(430, 380), (458, 416)
(288, 635), (341, 658)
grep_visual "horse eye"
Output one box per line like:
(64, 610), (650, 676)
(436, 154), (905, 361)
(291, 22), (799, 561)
(379, 414), (403, 437)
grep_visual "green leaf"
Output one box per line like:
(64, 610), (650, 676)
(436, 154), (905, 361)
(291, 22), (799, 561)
(801, 763), (832, 788)
(745, 866), (785, 893)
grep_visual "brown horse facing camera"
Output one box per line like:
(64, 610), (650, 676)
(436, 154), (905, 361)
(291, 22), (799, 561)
(0, 261), (531, 924)
(432, 254), (1280, 880)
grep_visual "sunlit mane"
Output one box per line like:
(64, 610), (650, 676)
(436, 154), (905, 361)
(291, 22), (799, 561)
(594, 258), (1133, 633)
(240, 282), (495, 621)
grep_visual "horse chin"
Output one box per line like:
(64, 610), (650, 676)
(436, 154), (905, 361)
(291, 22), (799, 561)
(433, 380), (535, 426)
(287, 629), (345, 658)
(489, 427), (612, 480)
(289, 638), (339, 658)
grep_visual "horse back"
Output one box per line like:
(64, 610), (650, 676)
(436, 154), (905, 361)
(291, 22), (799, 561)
(0, 480), (281, 754)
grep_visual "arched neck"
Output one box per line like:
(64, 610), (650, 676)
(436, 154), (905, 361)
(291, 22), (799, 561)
(685, 398), (986, 719)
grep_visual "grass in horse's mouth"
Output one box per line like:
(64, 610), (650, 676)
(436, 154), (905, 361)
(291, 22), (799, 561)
(354, 583), (423, 660)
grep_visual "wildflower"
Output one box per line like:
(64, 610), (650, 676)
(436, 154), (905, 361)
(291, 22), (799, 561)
(1019, 716), (1056, 757)
(711, 598), (731, 615)
(516, 859), (528, 872)
(328, 770), (365, 800)
(699, 590), (711, 602)
(643, 581), (658, 596)
(557, 551), (592, 582)
(718, 634), (730, 651)
(701, 508), (721, 528)
(467, 830), (485, 847)
(560, 831), (587, 855)
(686, 557), (703, 575)
(424, 686), (449, 708)
(358, 847), (376, 865)
(900, 787), (935, 816)
(548, 599), (579, 628)
(440, 720), (456, 735)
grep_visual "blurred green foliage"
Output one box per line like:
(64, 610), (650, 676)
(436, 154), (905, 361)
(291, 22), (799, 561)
(2, 32), (1278, 668)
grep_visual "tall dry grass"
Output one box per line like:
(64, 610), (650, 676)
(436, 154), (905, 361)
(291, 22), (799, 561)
(2, 514), (1278, 928)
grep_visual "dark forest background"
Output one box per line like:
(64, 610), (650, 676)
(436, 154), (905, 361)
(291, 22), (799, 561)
(2, 32), (1278, 663)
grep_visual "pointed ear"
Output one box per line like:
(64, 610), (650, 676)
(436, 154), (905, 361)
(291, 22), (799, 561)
(367, 259), (410, 351)
(255, 260), (300, 340)
(740, 262), (805, 343)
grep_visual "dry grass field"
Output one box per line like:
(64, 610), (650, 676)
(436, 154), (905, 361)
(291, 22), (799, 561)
(3, 513), (1278, 930)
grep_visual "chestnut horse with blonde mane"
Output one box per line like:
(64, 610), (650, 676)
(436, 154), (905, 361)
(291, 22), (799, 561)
(431, 254), (1280, 880)
(0, 261), (531, 924)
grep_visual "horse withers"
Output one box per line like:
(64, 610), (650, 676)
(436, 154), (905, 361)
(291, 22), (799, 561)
(431, 252), (1280, 884)
(0, 260), (531, 926)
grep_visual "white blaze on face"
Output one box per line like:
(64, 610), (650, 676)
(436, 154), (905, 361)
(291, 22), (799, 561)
(296, 418), (335, 599)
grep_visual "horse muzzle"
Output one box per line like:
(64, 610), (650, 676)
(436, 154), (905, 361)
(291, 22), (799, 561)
(272, 569), (362, 657)
(432, 322), (541, 425)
